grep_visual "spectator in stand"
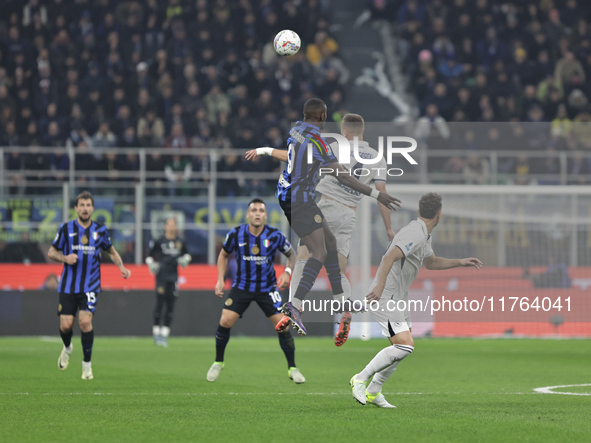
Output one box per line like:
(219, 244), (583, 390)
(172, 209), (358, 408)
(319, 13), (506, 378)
(462, 154), (490, 185)
(92, 121), (117, 149)
(306, 31), (339, 66)
(512, 155), (533, 185)
(165, 123), (190, 149)
(554, 51), (586, 95)
(165, 154), (192, 197)
(568, 153), (590, 184)
(551, 104), (572, 138)
(415, 104), (451, 144)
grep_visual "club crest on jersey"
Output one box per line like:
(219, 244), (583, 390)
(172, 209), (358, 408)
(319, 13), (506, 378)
(251, 245), (260, 255)
(405, 242), (413, 251)
(176, 241), (181, 249)
(81, 236), (88, 245)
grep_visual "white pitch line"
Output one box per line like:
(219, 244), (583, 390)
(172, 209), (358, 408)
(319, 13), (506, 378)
(533, 384), (591, 396)
(0, 392), (533, 396)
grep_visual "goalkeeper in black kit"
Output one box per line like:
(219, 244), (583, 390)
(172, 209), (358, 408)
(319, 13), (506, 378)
(146, 218), (191, 347)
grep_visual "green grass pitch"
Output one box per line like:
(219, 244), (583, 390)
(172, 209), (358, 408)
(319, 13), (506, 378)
(1, 336), (590, 443)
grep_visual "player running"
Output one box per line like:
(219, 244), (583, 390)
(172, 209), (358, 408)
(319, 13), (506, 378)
(207, 198), (303, 383)
(267, 98), (401, 336)
(349, 193), (483, 408)
(48, 191), (131, 380)
(246, 113), (395, 346)
(146, 217), (191, 347)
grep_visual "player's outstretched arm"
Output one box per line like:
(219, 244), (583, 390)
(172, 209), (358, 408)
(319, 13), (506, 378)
(277, 248), (295, 290)
(375, 182), (396, 240)
(366, 246), (405, 301)
(423, 254), (483, 271)
(48, 246), (78, 265)
(244, 147), (288, 162)
(107, 246), (131, 279)
(215, 249), (230, 297)
(327, 162), (401, 211)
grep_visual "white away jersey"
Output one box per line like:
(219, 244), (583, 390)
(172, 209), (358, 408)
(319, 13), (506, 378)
(370, 218), (434, 300)
(315, 141), (387, 207)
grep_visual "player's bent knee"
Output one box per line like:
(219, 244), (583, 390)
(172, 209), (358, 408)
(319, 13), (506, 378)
(389, 332), (414, 347)
(310, 246), (327, 263)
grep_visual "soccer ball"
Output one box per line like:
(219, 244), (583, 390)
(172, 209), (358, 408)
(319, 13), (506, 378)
(274, 30), (301, 56)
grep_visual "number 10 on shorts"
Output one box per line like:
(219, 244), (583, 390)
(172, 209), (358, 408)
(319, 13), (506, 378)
(269, 290), (282, 310)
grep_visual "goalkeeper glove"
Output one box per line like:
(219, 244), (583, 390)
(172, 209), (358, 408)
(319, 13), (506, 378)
(178, 253), (191, 268)
(146, 257), (160, 275)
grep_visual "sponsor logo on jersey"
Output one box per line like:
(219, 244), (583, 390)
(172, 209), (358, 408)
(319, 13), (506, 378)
(242, 256), (269, 263)
(72, 244), (96, 253)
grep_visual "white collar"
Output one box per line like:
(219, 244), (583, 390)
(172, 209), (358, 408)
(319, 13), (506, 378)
(416, 218), (430, 239)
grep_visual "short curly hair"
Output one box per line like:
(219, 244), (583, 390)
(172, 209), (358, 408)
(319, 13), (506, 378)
(419, 193), (442, 219)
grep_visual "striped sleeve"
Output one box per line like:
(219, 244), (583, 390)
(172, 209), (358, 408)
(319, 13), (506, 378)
(100, 226), (112, 251)
(51, 223), (66, 251)
(277, 232), (291, 255)
(222, 228), (237, 253)
(310, 132), (338, 166)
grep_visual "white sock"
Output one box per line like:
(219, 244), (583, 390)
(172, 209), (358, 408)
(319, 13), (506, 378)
(82, 361), (91, 368)
(358, 344), (414, 382)
(332, 273), (351, 303)
(152, 325), (161, 337)
(161, 326), (170, 338)
(65, 343), (73, 352)
(367, 361), (399, 395)
(292, 297), (302, 310)
(289, 259), (307, 301)
(341, 273), (351, 300)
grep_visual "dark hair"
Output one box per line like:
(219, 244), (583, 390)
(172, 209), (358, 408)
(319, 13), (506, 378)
(75, 191), (94, 206)
(248, 198), (265, 208)
(303, 98), (327, 119)
(419, 192), (442, 219)
(341, 113), (364, 135)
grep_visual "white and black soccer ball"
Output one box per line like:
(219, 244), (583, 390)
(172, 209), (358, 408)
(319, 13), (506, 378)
(274, 30), (301, 56)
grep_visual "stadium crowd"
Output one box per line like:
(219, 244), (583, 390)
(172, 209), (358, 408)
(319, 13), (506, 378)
(375, 0), (591, 183)
(1, 0), (346, 196)
(2, 0), (591, 194)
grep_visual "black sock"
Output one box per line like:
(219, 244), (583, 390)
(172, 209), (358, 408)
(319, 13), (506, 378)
(278, 331), (296, 368)
(81, 330), (94, 363)
(324, 249), (343, 295)
(294, 257), (323, 301)
(60, 328), (73, 348)
(215, 325), (231, 363)
(163, 296), (176, 327)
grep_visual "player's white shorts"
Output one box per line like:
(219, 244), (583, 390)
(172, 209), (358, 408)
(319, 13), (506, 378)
(317, 198), (356, 257)
(370, 291), (412, 338)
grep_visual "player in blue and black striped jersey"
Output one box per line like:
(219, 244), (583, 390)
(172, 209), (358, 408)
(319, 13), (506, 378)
(48, 191), (131, 380)
(206, 198), (305, 384)
(274, 98), (401, 336)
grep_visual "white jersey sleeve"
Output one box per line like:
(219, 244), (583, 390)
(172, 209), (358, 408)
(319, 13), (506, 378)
(393, 226), (427, 257)
(316, 141), (384, 208)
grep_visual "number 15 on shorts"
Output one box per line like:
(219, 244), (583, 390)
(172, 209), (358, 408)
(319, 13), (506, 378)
(86, 292), (97, 312)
